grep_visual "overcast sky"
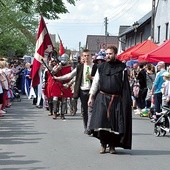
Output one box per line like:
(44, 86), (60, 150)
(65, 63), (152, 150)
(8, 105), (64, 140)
(45, 0), (152, 51)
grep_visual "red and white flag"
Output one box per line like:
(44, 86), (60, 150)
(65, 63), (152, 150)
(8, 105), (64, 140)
(58, 34), (65, 56)
(30, 16), (53, 87)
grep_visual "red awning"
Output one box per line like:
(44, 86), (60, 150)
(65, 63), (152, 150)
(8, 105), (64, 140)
(117, 43), (142, 61)
(118, 40), (158, 61)
(138, 40), (170, 63)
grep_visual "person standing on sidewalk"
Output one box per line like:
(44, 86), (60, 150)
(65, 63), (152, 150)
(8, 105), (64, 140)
(88, 45), (132, 154)
(150, 61), (166, 121)
(0, 72), (5, 116)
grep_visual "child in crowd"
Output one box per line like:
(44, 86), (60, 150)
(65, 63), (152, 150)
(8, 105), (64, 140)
(161, 71), (170, 107)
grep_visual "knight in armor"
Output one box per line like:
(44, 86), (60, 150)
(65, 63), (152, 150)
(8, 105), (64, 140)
(51, 53), (72, 119)
(88, 45), (132, 154)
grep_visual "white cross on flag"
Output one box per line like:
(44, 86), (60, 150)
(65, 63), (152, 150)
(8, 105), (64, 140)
(30, 16), (53, 87)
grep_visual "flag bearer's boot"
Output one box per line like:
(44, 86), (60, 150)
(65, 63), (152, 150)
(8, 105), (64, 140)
(53, 113), (57, 120)
(53, 100), (59, 120)
(72, 99), (77, 116)
(48, 99), (53, 116)
(60, 114), (65, 120)
(60, 98), (66, 119)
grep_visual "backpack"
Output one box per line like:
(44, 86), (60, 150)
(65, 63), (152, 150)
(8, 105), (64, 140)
(132, 80), (140, 98)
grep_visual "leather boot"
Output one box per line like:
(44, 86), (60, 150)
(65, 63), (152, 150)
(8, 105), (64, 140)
(53, 113), (57, 120)
(61, 114), (65, 120)
(100, 144), (106, 154)
(109, 146), (116, 154)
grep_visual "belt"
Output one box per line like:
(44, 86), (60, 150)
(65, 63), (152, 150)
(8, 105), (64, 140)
(100, 91), (120, 118)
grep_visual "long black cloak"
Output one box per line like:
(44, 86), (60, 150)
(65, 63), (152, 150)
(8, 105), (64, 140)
(89, 60), (132, 149)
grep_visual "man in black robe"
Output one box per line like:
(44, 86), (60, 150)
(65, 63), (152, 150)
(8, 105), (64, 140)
(88, 45), (132, 154)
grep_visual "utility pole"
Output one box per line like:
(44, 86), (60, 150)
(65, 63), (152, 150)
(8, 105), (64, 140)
(104, 17), (108, 36)
(104, 17), (108, 47)
(79, 41), (81, 52)
(151, 0), (156, 41)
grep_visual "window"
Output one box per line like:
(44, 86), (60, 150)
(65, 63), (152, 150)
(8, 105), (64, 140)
(165, 22), (169, 40)
(129, 37), (132, 47)
(140, 32), (143, 42)
(157, 26), (160, 43)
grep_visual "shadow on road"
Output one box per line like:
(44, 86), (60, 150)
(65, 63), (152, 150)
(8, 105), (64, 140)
(0, 97), (46, 169)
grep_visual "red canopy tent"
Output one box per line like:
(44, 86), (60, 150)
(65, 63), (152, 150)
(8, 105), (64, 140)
(138, 40), (170, 63)
(117, 43), (142, 61)
(117, 40), (158, 61)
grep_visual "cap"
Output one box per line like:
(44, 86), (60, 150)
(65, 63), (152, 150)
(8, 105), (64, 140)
(156, 61), (165, 66)
(162, 71), (170, 78)
(96, 55), (105, 60)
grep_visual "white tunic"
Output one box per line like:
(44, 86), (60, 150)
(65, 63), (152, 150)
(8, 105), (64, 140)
(89, 69), (99, 96)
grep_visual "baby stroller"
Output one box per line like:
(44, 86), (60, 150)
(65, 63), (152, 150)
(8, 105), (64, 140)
(154, 105), (170, 137)
(11, 86), (21, 102)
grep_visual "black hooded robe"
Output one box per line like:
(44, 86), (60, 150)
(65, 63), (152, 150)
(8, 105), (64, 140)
(89, 60), (132, 149)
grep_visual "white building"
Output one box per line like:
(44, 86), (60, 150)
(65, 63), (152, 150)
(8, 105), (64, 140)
(154, 0), (170, 44)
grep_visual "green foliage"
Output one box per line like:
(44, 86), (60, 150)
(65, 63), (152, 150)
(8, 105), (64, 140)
(14, 0), (77, 19)
(0, 0), (77, 58)
(0, 26), (35, 57)
(0, 0), (38, 57)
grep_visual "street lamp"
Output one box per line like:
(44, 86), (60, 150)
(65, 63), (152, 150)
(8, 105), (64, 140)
(132, 21), (139, 45)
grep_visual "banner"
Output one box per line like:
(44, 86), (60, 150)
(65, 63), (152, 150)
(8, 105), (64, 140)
(31, 16), (53, 87)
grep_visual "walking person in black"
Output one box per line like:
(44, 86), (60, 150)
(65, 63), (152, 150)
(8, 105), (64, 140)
(88, 45), (132, 154)
(135, 63), (147, 114)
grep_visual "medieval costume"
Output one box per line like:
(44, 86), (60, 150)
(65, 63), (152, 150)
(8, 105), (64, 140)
(44, 54), (73, 119)
(24, 65), (31, 97)
(89, 59), (132, 151)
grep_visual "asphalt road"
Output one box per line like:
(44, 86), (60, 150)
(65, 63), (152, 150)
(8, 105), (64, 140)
(0, 96), (170, 170)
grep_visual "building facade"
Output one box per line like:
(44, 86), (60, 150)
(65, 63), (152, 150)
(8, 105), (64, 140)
(154, 0), (170, 44)
(86, 35), (118, 55)
(118, 12), (152, 54)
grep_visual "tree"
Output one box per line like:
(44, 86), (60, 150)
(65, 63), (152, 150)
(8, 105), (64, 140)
(12, 0), (77, 19)
(0, 0), (77, 57)
(0, 0), (38, 56)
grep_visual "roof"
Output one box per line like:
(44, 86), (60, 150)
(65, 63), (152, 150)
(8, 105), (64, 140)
(86, 35), (118, 54)
(119, 11), (152, 37)
(117, 40), (158, 61)
(118, 26), (131, 35)
(138, 40), (170, 63)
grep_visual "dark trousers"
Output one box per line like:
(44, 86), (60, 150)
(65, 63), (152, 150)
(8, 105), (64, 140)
(33, 86), (38, 105)
(70, 98), (77, 113)
(48, 98), (53, 114)
(79, 90), (89, 131)
(154, 92), (162, 113)
(136, 88), (147, 109)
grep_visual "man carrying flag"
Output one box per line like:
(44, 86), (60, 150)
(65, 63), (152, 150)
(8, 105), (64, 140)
(30, 16), (53, 107)
(30, 16), (53, 88)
